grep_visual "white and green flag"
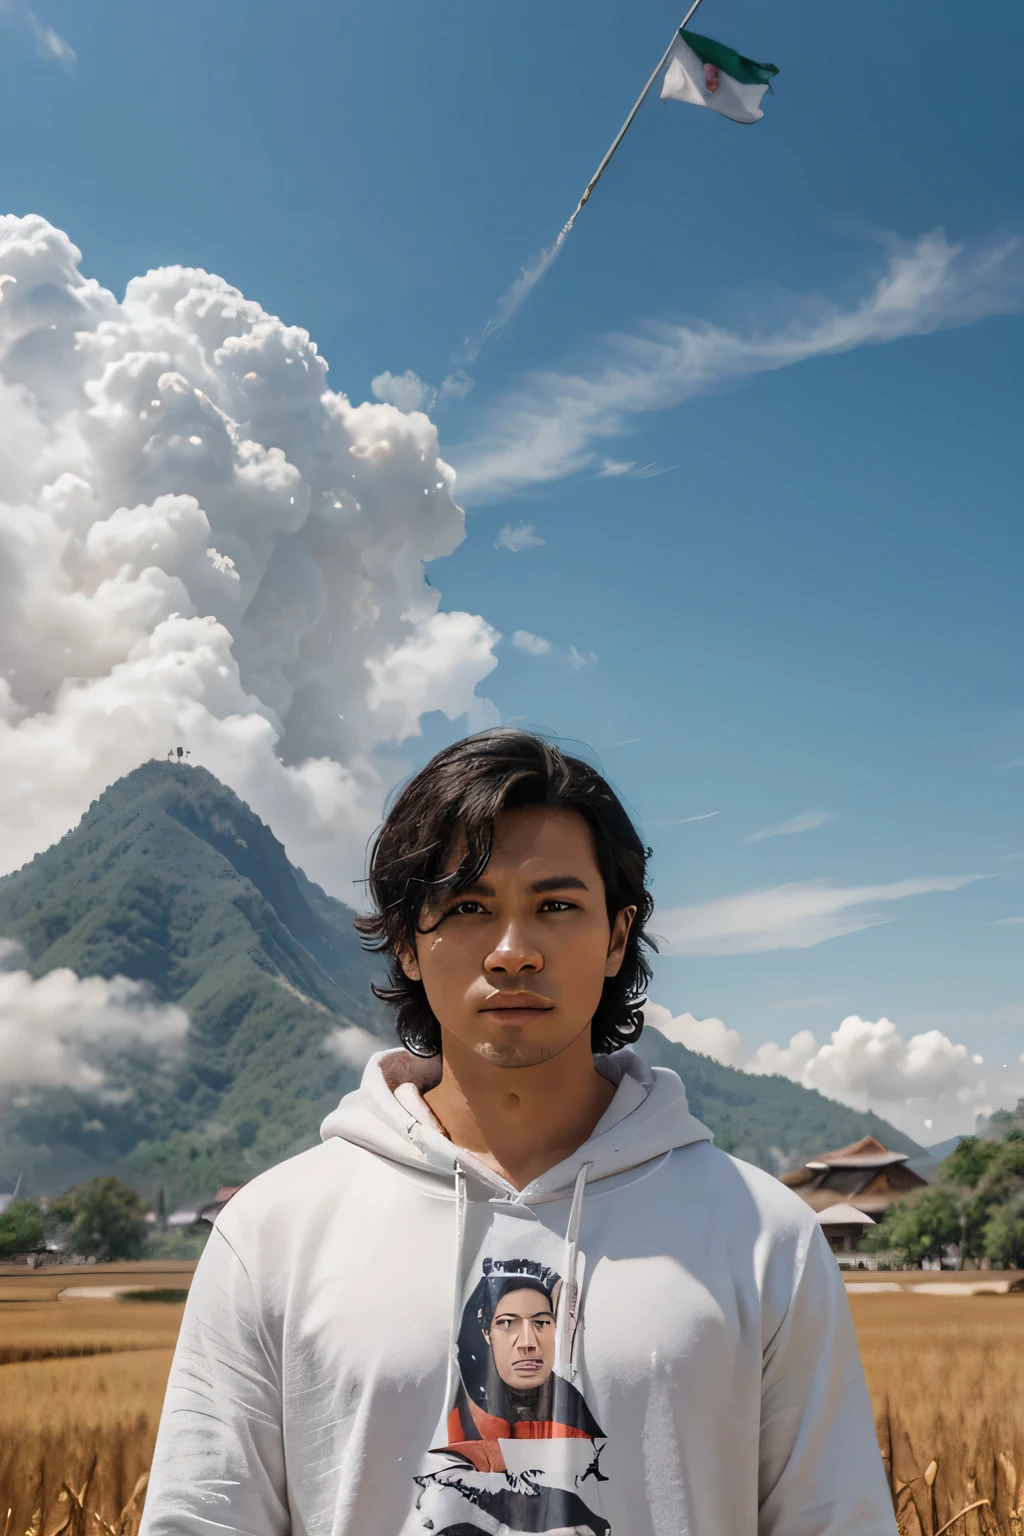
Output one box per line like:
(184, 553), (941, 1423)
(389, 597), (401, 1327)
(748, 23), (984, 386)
(661, 28), (779, 124)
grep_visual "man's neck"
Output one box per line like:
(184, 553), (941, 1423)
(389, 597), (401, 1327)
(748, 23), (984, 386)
(423, 1031), (616, 1191)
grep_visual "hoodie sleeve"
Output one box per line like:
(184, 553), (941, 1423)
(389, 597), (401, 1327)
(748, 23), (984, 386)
(139, 1225), (289, 1536)
(757, 1224), (896, 1536)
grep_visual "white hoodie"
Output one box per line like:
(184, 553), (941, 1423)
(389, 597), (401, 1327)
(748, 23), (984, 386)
(141, 1048), (896, 1536)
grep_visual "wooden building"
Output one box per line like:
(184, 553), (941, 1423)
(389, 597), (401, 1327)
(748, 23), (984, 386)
(816, 1203), (877, 1262)
(781, 1134), (927, 1219)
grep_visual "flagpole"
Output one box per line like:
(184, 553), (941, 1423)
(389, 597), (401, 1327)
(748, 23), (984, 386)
(560, 0), (709, 236)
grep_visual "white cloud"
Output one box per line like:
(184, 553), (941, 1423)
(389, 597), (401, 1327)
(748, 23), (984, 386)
(323, 1023), (380, 1070)
(495, 522), (545, 552)
(645, 1002), (1024, 1143)
(644, 1001), (744, 1067)
(0, 1), (74, 66)
(0, 216), (500, 895)
(0, 966), (188, 1094)
(656, 875), (980, 957)
(452, 231), (1024, 501)
(370, 369), (474, 413)
(30, 13), (73, 65)
(569, 646), (597, 670)
(743, 811), (833, 844)
(994, 916), (1024, 926)
(512, 630), (551, 656)
(596, 458), (636, 478)
(438, 372), (474, 403)
(370, 368), (430, 412)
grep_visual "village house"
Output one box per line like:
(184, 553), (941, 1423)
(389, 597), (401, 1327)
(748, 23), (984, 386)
(781, 1134), (927, 1219)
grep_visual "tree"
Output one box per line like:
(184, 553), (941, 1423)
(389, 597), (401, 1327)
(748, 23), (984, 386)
(0, 1199), (45, 1259)
(863, 1188), (963, 1265)
(983, 1194), (1024, 1269)
(69, 1176), (149, 1261)
(940, 1136), (1001, 1190)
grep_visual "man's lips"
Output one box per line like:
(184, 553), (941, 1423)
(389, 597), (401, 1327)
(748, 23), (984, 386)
(479, 994), (554, 1014)
(512, 1359), (543, 1374)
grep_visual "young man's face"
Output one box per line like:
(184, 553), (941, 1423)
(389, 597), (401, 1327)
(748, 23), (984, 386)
(401, 805), (634, 1068)
(483, 1287), (556, 1389)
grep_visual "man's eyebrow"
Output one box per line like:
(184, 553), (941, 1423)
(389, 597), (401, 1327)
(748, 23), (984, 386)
(493, 1306), (554, 1321)
(451, 879), (495, 898)
(529, 875), (588, 894)
(449, 875), (589, 898)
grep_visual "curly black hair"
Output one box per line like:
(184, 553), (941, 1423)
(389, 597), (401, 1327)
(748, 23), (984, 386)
(355, 728), (655, 1057)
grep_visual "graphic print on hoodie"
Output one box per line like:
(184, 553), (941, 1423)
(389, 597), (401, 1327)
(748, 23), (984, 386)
(410, 1250), (610, 1536)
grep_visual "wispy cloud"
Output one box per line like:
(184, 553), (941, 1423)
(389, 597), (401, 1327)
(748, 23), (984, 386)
(649, 810), (721, 827)
(993, 916), (1024, 927)
(452, 231), (1023, 502)
(568, 646), (597, 670)
(743, 810), (833, 844)
(595, 457), (677, 481)
(0, 1), (75, 67)
(371, 368), (474, 413)
(656, 874), (981, 957)
(495, 522), (545, 552)
(511, 630), (551, 656)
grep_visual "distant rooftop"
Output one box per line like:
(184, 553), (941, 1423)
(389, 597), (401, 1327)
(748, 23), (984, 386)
(816, 1203), (877, 1228)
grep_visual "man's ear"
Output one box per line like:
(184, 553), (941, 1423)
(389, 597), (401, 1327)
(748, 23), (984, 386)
(604, 905), (637, 978)
(398, 943), (422, 982)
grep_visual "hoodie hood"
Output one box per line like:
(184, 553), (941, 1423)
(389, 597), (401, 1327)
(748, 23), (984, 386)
(319, 1045), (713, 1201)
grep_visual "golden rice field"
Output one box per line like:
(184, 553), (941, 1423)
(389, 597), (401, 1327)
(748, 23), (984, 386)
(2, 1266), (1023, 1534)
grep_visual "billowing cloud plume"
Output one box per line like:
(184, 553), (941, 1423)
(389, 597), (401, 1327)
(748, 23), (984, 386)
(0, 216), (500, 894)
(0, 962), (188, 1094)
(645, 1003), (1024, 1143)
(453, 231), (1024, 501)
(656, 875), (979, 957)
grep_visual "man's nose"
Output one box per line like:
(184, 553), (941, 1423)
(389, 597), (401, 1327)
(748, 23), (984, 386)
(484, 919), (543, 975)
(517, 1322), (540, 1353)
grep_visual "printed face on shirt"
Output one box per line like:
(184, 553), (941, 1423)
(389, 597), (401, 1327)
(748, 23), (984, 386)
(400, 805), (635, 1069)
(483, 1287), (556, 1389)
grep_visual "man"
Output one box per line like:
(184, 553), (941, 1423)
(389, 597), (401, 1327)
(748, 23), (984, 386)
(141, 729), (897, 1536)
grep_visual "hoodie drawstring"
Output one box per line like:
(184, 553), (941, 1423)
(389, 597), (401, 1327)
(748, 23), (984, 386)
(555, 1161), (592, 1383)
(444, 1161), (468, 1413)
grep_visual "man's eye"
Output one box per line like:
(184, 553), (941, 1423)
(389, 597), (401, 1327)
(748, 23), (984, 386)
(540, 899), (575, 913)
(447, 900), (486, 916)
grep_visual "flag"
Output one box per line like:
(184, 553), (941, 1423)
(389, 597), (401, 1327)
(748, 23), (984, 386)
(660, 29), (779, 124)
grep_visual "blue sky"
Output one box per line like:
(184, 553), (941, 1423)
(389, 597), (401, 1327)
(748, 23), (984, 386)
(1, 0), (1022, 1137)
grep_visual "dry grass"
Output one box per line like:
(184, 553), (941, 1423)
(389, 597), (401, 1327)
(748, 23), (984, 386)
(850, 1293), (1024, 1534)
(2, 1277), (1023, 1533)
(0, 1301), (184, 1367)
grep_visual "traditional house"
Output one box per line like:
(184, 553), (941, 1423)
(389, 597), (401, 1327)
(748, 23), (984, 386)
(816, 1204), (877, 1265)
(781, 1135), (927, 1219)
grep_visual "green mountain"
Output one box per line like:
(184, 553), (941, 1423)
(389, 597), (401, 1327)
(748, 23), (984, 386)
(0, 760), (922, 1200)
(0, 760), (389, 1201)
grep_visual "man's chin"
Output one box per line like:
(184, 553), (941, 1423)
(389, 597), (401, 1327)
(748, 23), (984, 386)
(473, 1037), (566, 1069)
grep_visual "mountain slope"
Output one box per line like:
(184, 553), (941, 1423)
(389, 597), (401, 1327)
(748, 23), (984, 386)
(0, 760), (388, 1198)
(0, 759), (922, 1199)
